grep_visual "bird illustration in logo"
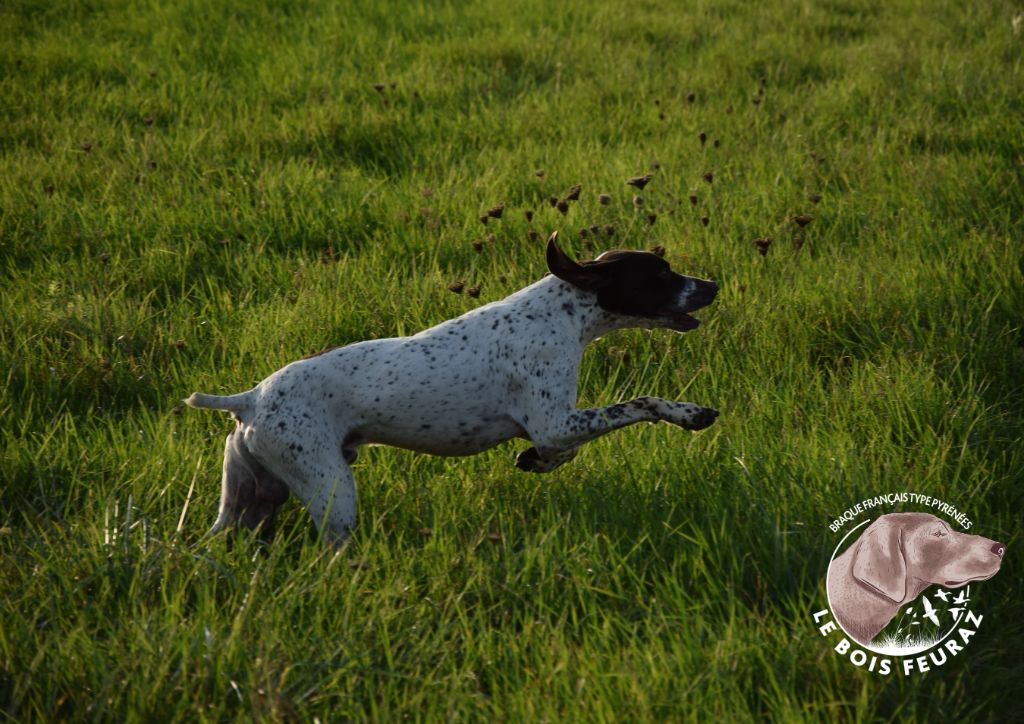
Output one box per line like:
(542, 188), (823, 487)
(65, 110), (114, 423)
(920, 595), (941, 627)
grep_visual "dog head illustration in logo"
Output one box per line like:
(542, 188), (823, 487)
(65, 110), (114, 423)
(827, 513), (1005, 645)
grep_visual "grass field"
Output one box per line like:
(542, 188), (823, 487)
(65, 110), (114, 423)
(2, 0), (1023, 720)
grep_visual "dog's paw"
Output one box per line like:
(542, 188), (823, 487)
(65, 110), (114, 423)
(516, 447), (577, 473)
(515, 447), (548, 472)
(682, 406), (719, 431)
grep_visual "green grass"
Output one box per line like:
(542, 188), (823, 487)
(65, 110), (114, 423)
(2, 0), (1023, 719)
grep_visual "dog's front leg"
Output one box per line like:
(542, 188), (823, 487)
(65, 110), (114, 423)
(515, 396), (718, 473)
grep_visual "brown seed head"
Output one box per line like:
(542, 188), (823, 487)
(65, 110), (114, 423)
(548, 195), (559, 207)
(808, 193), (822, 204)
(650, 245), (666, 257)
(528, 229), (542, 242)
(792, 214), (813, 227)
(646, 213), (657, 225)
(632, 195), (644, 208)
(752, 238), (772, 255)
(174, 339), (186, 350)
(556, 200), (570, 215)
(565, 184), (582, 201)
(479, 214), (489, 225)
(699, 131), (707, 146)
(686, 92), (696, 103)
(688, 193), (698, 206)
(319, 246), (337, 264)
(448, 281), (465, 294)
(627, 174), (653, 190)
(525, 209), (534, 222)
(579, 227), (588, 238)
(604, 224), (616, 236)
(535, 169), (546, 178)
(487, 204), (505, 219)
(598, 193), (612, 205)
(471, 240), (484, 252)
(701, 216), (709, 226)
(467, 285), (481, 298)
(703, 171), (713, 184)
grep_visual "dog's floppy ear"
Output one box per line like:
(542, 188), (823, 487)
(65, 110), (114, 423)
(852, 516), (907, 603)
(546, 232), (611, 292)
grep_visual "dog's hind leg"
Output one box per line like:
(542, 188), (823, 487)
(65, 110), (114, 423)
(209, 428), (290, 539)
(283, 455), (357, 542)
(208, 430), (253, 536)
(242, 426), (358, 542)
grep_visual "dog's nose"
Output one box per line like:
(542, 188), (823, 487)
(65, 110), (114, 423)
(991, 542), (1006, 557)
(697, 279), (718, 303)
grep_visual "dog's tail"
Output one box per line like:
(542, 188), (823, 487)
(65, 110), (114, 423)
(184, 390), (255, 417)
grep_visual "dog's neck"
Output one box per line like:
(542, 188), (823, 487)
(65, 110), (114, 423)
(510, 275), (656, 346)
(840, 581), (897, 640)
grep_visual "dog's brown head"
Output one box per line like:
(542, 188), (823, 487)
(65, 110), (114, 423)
(851, 512), (1005, 603)
(546, 233), (717, 332)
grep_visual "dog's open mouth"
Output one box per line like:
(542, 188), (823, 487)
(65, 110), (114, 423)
(667, 311), (700, 331)
(944, 571), (999, 587)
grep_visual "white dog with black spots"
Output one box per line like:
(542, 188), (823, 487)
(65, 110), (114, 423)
(187, 233), (719, 541)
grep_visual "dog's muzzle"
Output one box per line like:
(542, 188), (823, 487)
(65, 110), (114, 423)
(668, 279), (718, 331)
